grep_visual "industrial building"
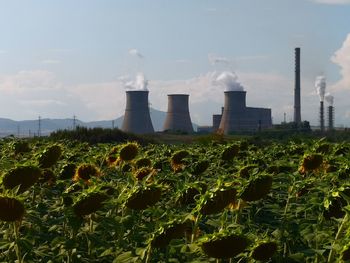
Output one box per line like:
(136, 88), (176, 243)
(218, 91), (272, 134)
(121, 90), (154, 134)
(163, 94), (194, 133)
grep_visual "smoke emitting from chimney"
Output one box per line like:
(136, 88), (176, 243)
(325, 93), (334, 106)
(294, 47), (301, 124)
(315, 76), (326, 102)
(213, 71), (244, 92)
(122, 72), (149, 91)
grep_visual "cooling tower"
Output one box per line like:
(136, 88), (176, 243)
(320, 101), (325, 132)
(121, 90), (154, 134)
(294, 47), (301, 124)
(212, 114), (222, 131)
(328, 106), (334, 130)
(163, 94), (193, 133)
(219, 91), (247, 134)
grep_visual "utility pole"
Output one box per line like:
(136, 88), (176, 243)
(17, 125), (20, 138)
(284, 112), (286, 123)
(38, 116), (41, 137)
(112, 120), (115, 129)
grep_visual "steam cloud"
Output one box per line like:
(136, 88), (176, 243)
(208, 53), (230, 65)
(121, 73), (148, 91)
(315, 76), (326, 102)
(128, 48), (144, 58)
(213, 71), (244, 91)
(325, 93), (334, 106)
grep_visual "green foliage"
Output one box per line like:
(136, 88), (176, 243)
(1, 136), (350, 262)
(49, 126), (153, 145)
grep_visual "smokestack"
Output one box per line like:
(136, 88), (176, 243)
(294, 47), (301, 124)
(219, 91), (247, 134)
(212, 114), (222, 131)
(320, 101), (325, 132)
(163, 94), (194, 133)
(121, 90), (154, 134)
(328, 106), (334, 130)
(325, 93), (334, 130)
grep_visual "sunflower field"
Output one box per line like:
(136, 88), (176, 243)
(1, 137), (350, 262)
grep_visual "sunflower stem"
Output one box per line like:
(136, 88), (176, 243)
(191, 214), (201, 243)
(13, 221), (22, 263)
(328, 213), (348, 263)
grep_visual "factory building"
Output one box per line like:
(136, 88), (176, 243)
(218, 91), (272, 134)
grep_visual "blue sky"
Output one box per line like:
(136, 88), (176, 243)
(0, 0), (350, 126)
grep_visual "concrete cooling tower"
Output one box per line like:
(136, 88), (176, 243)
(219, 91), (272, 134)
(121, 90), (154, 134)
(163, 94), (194, 133)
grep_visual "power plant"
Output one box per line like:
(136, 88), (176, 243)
(212, 107), (224, 131)
(294, 47), (301, 124)
(218, 90), (272, 134)
(325, 93), (334, 130)
(121, 90), (154, 134)
(163, 94), (194, 133)
(320, 101), (325, 132)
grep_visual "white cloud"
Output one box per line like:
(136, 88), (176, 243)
(128, 48), (144, 58)
(332, 33), (350, 91)
(41, 59), (61, 64)
(0, 69), (346, 126)
(311, 0), (350, 4)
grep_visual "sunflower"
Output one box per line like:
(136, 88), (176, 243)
(251, 241), (278, 261)
(134, 157), (152, 169)
(73, 191), (108, 217)
(59, 163), (77, 180)
(151, 220), (190, 248)
(299, 154), (323, 174)
(39, 169), (56, 185)
(119, 142), (139, 161)
(201, 233), (249, 259)
(13, 141), (31, 155)
(2, 165), (42, 193)
(200, 187), (237, 215)
(0, 196), (25, 222)
(240, 175), (273, 202)
(134, 167), (155, 181)
(38, 144), (62, 168)
(125, 185), (162, 210)
(73, 163), (101, 182)
(221, 145), (240, 161)
(192, 160), (209, 176)
(170, 150), (189, 172)
(177, 187), (201, 206)
(342, 244), (350, 261)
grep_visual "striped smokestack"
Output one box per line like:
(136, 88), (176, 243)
(294, 47), (301, 124)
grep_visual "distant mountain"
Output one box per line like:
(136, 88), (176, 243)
(0, 108), (197, 137)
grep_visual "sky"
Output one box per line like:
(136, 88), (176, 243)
(0, 0), (350, 126)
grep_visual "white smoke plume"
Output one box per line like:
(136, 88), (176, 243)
(121, 72), (148, 91)
(315, 76), (326, 101)
(325, 93), (334, 106)
(128, 48), (144, 58)
(208, 53), (230, 65)
(213, 71), (244, 91)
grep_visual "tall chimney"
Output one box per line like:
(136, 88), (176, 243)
(163, 94), (194, 133)
(320, 101), (325, 132)
(121, 90), (154, 134)
(328, 106), (334, 130)
(294, 47), (301, 124)
(219, 91), (247, 134)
